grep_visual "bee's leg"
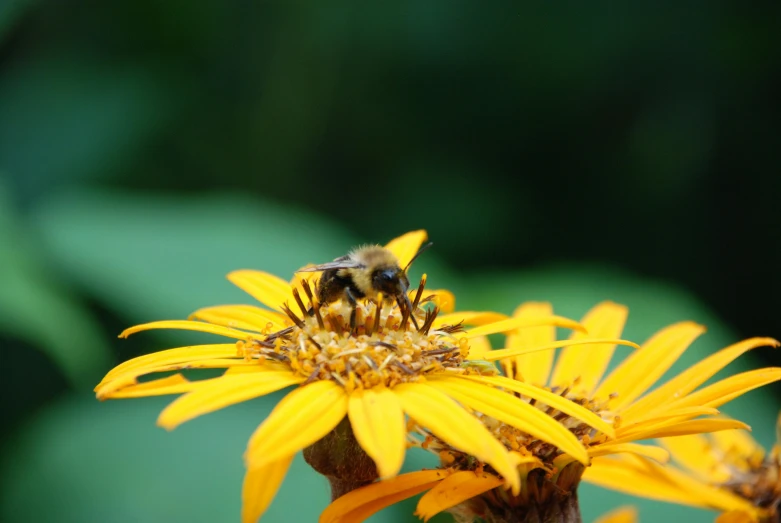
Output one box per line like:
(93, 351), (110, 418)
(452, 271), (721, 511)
(344, 287), (359, 330)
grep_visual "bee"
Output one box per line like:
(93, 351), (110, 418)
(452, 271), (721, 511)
(297, 242), (432, 329)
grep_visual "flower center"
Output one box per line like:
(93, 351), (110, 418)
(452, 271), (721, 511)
(237, 277), (470, 392)
(416, 385), (613, 471)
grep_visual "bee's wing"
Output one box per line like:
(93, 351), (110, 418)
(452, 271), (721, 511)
(296, 260), (362, 273)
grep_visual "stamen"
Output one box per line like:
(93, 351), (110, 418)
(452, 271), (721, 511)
(369, 341), (399, 352)
(424, 346), (458, 356)
(292, 288), (309, 319)
(281, 303), (304, 328)
(411, 274), (427, 311)
(421, 306), (440, 334)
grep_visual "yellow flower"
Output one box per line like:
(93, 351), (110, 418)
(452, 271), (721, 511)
(320, 302), (780, 522)
(95, 232), (632, 523)
(585, 413), (781, 523)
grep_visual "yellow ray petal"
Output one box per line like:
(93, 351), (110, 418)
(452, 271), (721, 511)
(716, 510), (756, 523)
(393, 382), (520, 494)
(465, 336), (492, 359)
(620, 406), (720, 428)
(504, 302), (555, 386)
(659, 435), (732, 483)
(594, 322), (706, 409)
(428, 377), (590, 465)
(584, 455), (758, 515)
(464, 315), (585, 339)
(593, 506), (638, 523)
(320, 470), (448, 523)
(384, 230), (428, 268)
(615, 419), (750, 444)
(97, 358), (259, 399)
(484, 338), (640, 362)
(227, 270), (292, 312)
(666, 368), (781, 411)
(550, 302), (629, 393)
(622, 337), (779, 420)
(710, 428), (765, 467)
(416, 471), (503, 522)
(434, 311), (508, 328)
(98, 344), (238, 386)
(415, 289), (456, 313)
(119, 320), (252, 340)
(347, 388), (406, 479)
(241, 454), (295, 523)
(105, 374), (203, 398)
(246, 380), (348, 467)
(588, 442), (670, 463)
(455, 374), (615, 438)
(157, 371), (305, 430)
(189, 305), (287, 333)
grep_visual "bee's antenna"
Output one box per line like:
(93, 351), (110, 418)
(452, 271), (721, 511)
(403, 242), (433, 273)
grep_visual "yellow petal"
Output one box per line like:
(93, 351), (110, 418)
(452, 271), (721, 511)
(584, 455), (758, 515)
(504, 302), (555, 386)
(594, 506), (639, 523)
(347, 388), (406, 479)
(157, 371), (305, 430)
(227, 270), (292, 312)
(455, 374), (615, 438)
(620, 406), (720, 428)
(415, 289), (456, 313)
(416, 471), (503, 522)
(483, 338), (640, 362)
(622, 337), (779, 420)
(319, 470), (448, 523)
(588, 442), (670, 463)
(242, 454), (294, 523)
(189, 305), (287, 333)
(666, 368), (781, 411)
(550, 302), (629, 394)
(594, 322), (706, 409)
(615, 418), (750, 444)
(434, 311), (508, 328)
(384, 230), (428, 268)
(659, 435), (732, 483)
(710, 428), (765, 468)
(98, 344), (238, 386)
(119, 320), (252, 340)
(393, 382), (520, 494)
(464, 315), (585, 339)
(465, 336), (492, 359)
(246, 380), (347, 467)
(428, 377), (590, 465)
(97, 358), (258, 399)
(105, 374), (202, 398)
(716, 511), (757, 523)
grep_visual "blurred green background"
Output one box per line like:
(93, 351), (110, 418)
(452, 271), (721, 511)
(1, 2), (780, 522)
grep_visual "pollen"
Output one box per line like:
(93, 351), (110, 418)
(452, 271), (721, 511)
(236, 277), (480, 390)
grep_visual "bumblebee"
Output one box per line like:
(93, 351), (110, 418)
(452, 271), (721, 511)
(297, 242), (432, 329)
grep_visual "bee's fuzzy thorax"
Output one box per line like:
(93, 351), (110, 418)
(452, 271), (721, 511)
(345, 245), (401, 299)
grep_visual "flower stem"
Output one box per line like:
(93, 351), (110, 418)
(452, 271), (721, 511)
(303, 417), (379, 500)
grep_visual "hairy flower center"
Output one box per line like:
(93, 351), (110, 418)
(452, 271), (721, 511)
(237, 278), (469, 391)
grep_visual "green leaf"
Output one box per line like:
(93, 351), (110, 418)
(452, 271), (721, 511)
(0, 182), (110, 387)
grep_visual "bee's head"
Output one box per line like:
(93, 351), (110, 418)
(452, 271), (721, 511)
(372, 267), (408, 297)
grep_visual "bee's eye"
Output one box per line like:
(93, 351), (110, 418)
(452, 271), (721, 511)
(379, 270), (395, 282)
